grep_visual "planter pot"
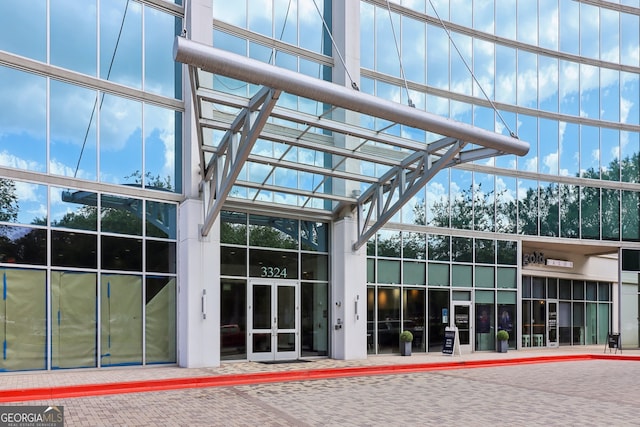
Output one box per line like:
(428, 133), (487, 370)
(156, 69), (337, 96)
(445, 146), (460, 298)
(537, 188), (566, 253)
(401, 341), (412, 356)
(497, 340), (508, 353)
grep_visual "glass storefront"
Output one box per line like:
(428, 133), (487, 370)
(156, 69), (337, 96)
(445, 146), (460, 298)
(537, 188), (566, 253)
(367, 232), (518, 354)
(220, 211), (329, 360)
(522, 276), (612, 347)
(0, 180), (178, 371)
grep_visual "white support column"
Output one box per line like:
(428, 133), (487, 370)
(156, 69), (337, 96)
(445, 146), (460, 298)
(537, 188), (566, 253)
(331, 216), (367, 360)
(177, 200), (219, 368)
(329, 0), (366, 360)
(177, 0), (220, 368)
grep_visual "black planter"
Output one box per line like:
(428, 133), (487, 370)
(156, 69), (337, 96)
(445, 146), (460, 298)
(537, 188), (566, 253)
(401, 341), (412, 356)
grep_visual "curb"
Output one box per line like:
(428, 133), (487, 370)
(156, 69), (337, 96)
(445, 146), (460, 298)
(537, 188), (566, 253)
(0, 354), (637, 402)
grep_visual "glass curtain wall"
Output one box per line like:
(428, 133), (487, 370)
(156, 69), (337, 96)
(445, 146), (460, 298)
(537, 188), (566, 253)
(0, 2), (182, 192)
(358, 1), (640, 243)
(0, 0), (181, 371)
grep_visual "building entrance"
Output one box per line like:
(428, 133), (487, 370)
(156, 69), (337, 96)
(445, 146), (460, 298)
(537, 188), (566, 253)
(248, 280), (298, 361)
(452, 301), (473, 353)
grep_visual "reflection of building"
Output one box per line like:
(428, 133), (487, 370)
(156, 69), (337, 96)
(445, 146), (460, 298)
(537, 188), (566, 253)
(0, 0), (639, 371)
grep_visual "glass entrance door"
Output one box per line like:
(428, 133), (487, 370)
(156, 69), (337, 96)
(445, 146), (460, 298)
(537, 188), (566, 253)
(547, 300), (559, 348)
(249, 281), (298, 361)
(452, 302), (473, 353)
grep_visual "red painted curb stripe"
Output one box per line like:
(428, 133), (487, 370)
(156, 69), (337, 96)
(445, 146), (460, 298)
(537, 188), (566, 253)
(0, 354), (637, 402)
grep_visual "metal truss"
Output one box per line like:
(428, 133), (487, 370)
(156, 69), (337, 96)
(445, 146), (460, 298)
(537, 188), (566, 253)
(175, 37), (529, 249)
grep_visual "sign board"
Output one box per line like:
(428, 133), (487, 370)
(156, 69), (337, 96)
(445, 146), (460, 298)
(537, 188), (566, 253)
(442, 327), (461, 356)
(605, 332), (621, 354)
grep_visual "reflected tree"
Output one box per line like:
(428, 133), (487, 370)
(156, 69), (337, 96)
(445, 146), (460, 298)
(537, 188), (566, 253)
(405, 152), (640, 240)
(0, 178), (18, 222)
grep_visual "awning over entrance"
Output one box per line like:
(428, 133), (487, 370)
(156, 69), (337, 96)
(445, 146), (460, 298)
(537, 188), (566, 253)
(174, 36), (529, 250)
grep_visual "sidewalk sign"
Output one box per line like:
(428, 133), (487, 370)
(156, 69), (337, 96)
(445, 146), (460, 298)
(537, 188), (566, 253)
(604, 332), (621, 354)
(442, 326), (461, 356)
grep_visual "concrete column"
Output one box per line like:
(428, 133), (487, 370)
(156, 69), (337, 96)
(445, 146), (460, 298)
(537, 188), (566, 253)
(177, 200), (220, 368)
(329, 1), (366, 360)
(177, 0), (220, 368)
(331, 216), (367, 360)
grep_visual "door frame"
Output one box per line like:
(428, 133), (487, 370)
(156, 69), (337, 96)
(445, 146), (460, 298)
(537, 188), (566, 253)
(547, 299), (559, 348)
(451, 301), (473, 353)
(248, 279), (299, 362)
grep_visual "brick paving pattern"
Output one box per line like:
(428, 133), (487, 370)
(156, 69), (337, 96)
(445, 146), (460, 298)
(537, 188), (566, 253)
(1, 347), (638, 426)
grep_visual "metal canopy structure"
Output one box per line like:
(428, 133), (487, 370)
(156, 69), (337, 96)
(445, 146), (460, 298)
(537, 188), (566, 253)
(174, 36), (529, 250)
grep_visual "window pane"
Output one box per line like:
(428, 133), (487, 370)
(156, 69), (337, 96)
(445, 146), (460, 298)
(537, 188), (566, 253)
(377, 230), (401, 257)
(101, 0), (142, 88)
(144, 105), (179, 192)
(622, 191), (640, 241)
(452, 264), (472, 287)
(539, 56), (558, 112)
(0, 67), (46, 172)
(403, 261), (426, 285)
(221, 279), (247, 360)
(301, 221), (328, 252)
(0, 268), (46, 371)
(427, 24), (449, 90)
(146, 201), (177, 239)
(101, 236), (143, 271)
(146, 240), (176, 274)
(428, 235), (450, 261)
(0, 180), (47, 226)
(301, 253), (328, 281)
(560, 61), (579, 115)
(539, 181), (559, 237)
(475, 266), (494, 288)
(100, 273), (142, 365)
(428, 263), (449, 286)
(560, 184), (579, 238)
(51, 271), (97, 368)
(559, 0), (579, 55)
(0, 226), (47, 265)
(497, 240), (517, 265)
(101, 194), (142, 235)
(602, 189), (620, 240)
(145, 276), (176, 363)
(51, 0), (97, 75)
(403, 232), (426, 260)
(497, 267), (517, 288)
(50, 80), (98, 180)
(0, 0), (46, 61)
(518, 179), (539, 235)
(51, 231), (98, 269)
(378, 260), (401, 284)
(475, 239), (495, 264)
(51, 188), (98, 231)
(99, 94), (142, 185)
(474, 173), (494, 232)
(581, 187), (600, 239)
(249, 215), (298, 249)
(249, 249), (298, 279)
(144, 7), (181, 98)
(452, 237), (472, 262)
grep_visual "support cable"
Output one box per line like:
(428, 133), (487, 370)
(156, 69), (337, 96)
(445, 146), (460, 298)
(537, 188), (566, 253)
(311, 0), (359, 90)
(427, 0), (517, 138)
(182, 0), (188, 37)
(75, 0), (131, 178)
(385, 0), (414, 107)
